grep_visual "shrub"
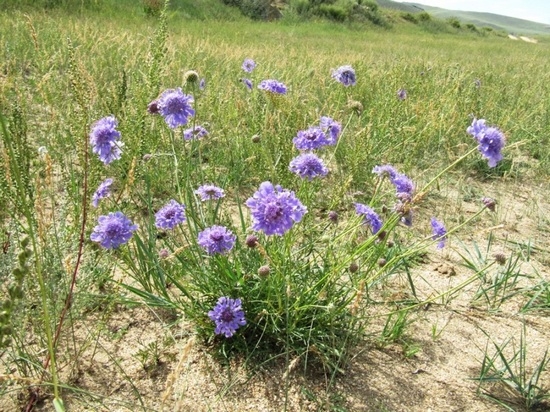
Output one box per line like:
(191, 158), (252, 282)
(317, 3), (347, 21)
(143, 0), (163, 17)
(417, 11), (431, 22)
(401, 12), (418, 24)
(447, 17), (461, 29)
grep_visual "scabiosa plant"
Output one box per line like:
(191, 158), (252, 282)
(157, 88), (195, 129)
(289, 153), (329, 180)
(331, 65), (356, 86)
(197, 225), (236, 255)
(431, 217), (447, 249)
(183, 125), (208, 140)
(467, 118), (506, 167)
(208, 297), (246, 338)
(320, 116), (341, 145)
(241, 78), (253, 90)
(195, 184), (225, 201)
(372, 164), (398, 180)
(292, 127), (330, 151)
(258, 79), (287, 94)
(397, 88), (407, 100)
(155, 199), (186, 230)
(242, 58), (256, 73)
(92, 178), (113, 207)
(392, 173), (415, 198)
(89, 116), (122, 165)
(354, 203), (383, 234)
(245, 181), (307, 236)
(90, 212), (138, 249)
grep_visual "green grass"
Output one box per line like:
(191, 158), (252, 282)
(1, 2), (550, 410)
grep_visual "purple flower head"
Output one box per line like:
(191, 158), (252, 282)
(197, 225), (236, 255)
(183, 125), (208, 140)
(476, 127), (506, 168)
(258, 79), (287, 95)
(89, 116), (122, 165)
(241, 78), (253, 90)
(92, 178), (114, 207)
(431, 217), (447, 249)
(354, 203), (383, 234)
(289, 153), (329, 180)
(392, 173), (415, 197)
(320, 116), (341, 145)
(157, 88), (195, 129)
(245, 181), (307, 236)
(155, 199), (186, 230)
(90, 212), (137, 249)
(467, 118), (487, 138)
(292, 127), (330, 151)
(242, 58), (256, 73)
(199, 78), (206, 90)
(331, 65), (356, 87)
(397, 88), (407, 100)
(208, 297), (246, 338)
(195, 184), (225, 201)
(372, 164), (398, 180)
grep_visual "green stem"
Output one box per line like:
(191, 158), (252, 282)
(421, 146), (478, 193)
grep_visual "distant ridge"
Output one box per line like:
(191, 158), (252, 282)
(379, 1), (550, 35)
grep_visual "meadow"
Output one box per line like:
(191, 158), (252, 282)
(1, 1), (550, 411)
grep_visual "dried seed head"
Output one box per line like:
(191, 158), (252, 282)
(184, 70), (200, 84)
(349, 262), (359, 273)
(142, 154), (153, 161)
(245, 234), (258, 248)
(378, 258), (387, 267)
(147, 100), (160, 115)
(258, 265), (270, 277)
(328, 211), (338, 223)
(251, 134), (261, 143)
(493, 252), (506, 265)
(347, 99), (364, 114)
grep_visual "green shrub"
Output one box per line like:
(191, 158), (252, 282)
(401, 12), (418, 24)
(447, 17), (461, 29)
(143, 0), (163, 17)
(417, 11), (431, 22)
(466, 23), (478, 32)
(317, 3), (347, 21)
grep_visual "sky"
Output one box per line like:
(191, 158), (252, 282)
(392, 0), (550, 25)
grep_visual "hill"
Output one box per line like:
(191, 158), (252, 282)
(393, 1), (550, 35)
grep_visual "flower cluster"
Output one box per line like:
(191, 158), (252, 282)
(293, 127), (330, 151)
(242, 58), (256, 73)
(354, 203), (383, 234)
(397, 88), (407, 100)
(155, 199), (186, 230)
(467, 118), (506, 167)
(198, 225), (236, 255)
(430, 217), (447, 249)
(90, 212), (138, 249)
(373, 164), (415, 199)
(289, 153), (328, 180)
(183, 125), (208, 140)
(208, 297), (246, 338)
(89, 116), (123, 165)
(319, 116), (341, 145)
(195, 184), (225, 201)
(157, 88), (195, 129)
(258, 79), (287, 94)
(331, 65), (356, 87)
(92, 178), (114, 207)
(245, 181), (307, 236)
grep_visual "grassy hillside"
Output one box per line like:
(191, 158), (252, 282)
(403, 2), (550, 35)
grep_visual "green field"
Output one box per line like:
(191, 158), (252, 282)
(1, 1), (550, 411)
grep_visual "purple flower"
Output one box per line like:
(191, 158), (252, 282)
(430, 217), (447, 249)
(467, 118), (506, 167)
(467, 118), (487, 138)
(292, 127), (330, 151)
(195, 184), (225, 201)
(397, 88), (407, 100)
(241, 78), (253, 90)
(242, 58), (256, 73)
(208, 297), (246, 338)
(392, 173), (415, 197)
(372, 164), (398, 180)
(157, 88), (195, 129)
(90, 211), (137, 249)
(92, 178), (113, 207)
(320, 116), (341, 145)
(245, 181), (307, 236)
(354, 203), (383, 234)
(289, 153), (329, 180)
(183, 125), (208, 140)
(197, 225), (236, 255)
(331, 65), (356, 86)
(258, 79), (287, 94)
(199, 78), (206, 90)
(155, 199), (186, 230)
(89, 116), (122, 165)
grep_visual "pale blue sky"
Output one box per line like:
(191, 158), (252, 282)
(393, 1), (550, 25)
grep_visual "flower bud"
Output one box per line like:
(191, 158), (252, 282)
(482, 197), (496, 212)
(349, 262), (359, 273)
(246, 235), (258, 248)
(258, 265), (270, 277)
